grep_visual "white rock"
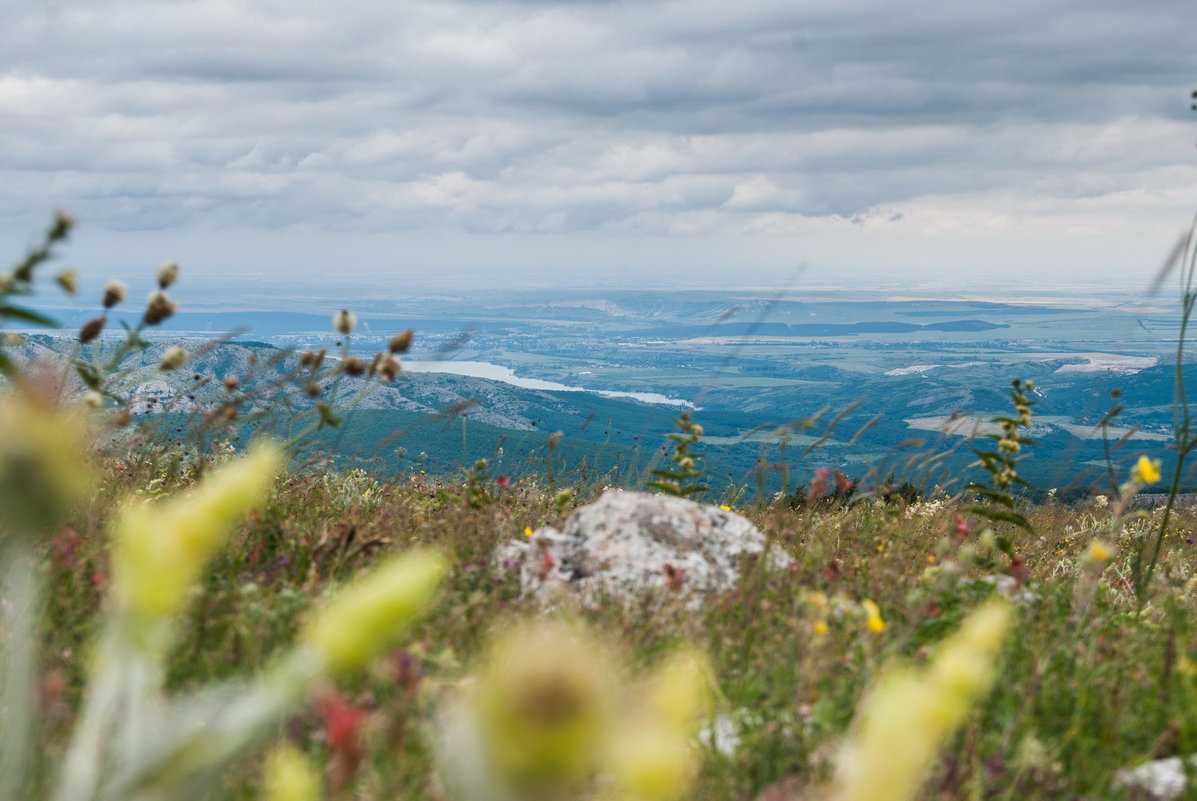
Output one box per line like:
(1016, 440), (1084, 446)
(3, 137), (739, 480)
(495, 490), (788, 607)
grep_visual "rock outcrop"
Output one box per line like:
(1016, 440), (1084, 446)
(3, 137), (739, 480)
(495, 490), (788, 607)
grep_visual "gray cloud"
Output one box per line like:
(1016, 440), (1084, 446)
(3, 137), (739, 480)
(1, 0), (1195, 286)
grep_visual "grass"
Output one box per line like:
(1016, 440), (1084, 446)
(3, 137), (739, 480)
(27, 462), (1197, 800)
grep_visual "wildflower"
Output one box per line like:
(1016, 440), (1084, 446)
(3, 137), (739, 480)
(102, 280), (127, 308)
(78, 316), (105, 344)
(389, 329), (414, 353)
(110, 444), (281, 644)
(1133, 455), (1161, 485)
(156, 261), (180, 289)
(808, 467), (831, 501)
(262, 745), (320, 801)
(814, 620), (830, 636)
(143, 290), (177, 325)
(301, 548), (444, 675)
(0, 386), (95, 537)
(1087, 539), (1114, 563)
(56, 268), (78, 295)
(321, 692), (368, 792)
(862, 599), (886, 633)
(473, 621), (616, 794)
(377, 354), (402, 382)
(719, 504), (731, 511)
(496, 474), (510, 490)
(159, 346), (188, 371)
(833, 601), (1011, 801)
(333, 309), (356, 335)
(524, 526), (535, 538)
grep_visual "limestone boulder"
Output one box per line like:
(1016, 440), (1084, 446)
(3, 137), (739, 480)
(495, 489), (788, 607)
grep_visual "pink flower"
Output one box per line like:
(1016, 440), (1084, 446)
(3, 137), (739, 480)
(496, 474), (510, 490)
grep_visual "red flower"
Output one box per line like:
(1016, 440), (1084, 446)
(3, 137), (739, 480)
(320, 692), (367, 791)
(496, 474), (510, 490)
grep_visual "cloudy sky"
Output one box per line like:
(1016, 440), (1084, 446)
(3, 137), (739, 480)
(2, 0), (1195, 295)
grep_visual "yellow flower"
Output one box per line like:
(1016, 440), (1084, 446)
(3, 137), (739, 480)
(473, 621), (616, 794)
(0, 387), (94, 537)
(862, 599), (886, 633)
(1087, 539), (1113, 563)
(302, 548), (444, 675)
(607, 650), (708, 800)
(262, 745), (320, 801)
(814, 620), (830, 636)
(719, 504), (731, 511)
(1133, 455), (1161, 485)
(111, 444), (281, 637)
(834, 601), (1011, 801)
(524, 526), (534, 538)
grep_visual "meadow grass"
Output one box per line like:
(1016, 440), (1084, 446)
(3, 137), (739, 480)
(28, 464), (1197, 800)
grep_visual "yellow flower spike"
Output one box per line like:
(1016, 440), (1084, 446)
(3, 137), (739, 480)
(111, 444), (282, 628)
(262, 744), (320, 801)
(0, 387), (94, 538)
(642, 650), (710, 731)
(833, 600), (1011, 801)
(607, 650), (708, 801)
(607, 723), (695, 801)
(473, 621), (616, 795)
(862, 599), (886, 633)
(302, 549), (444, 676)
(1133, 455), (1162, 485)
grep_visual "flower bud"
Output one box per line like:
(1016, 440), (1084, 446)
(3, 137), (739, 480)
(102, 280), (127, 309)
(159, 346), (188, 371)
(389, 329), (413, 354)
(302, 549), (444, 675)
(333, 309), (356, 336)
(144, 290), (177, 325)
(78, 316), (106, 344)
(156, 261), (179, 289)
(56, 268), (78, 295)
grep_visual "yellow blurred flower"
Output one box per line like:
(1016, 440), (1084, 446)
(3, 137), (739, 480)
(833, 600), (1011, 801)
(262, 745), (320, 801)
(1087, 539), (1114, 563)
(523, 526), (534, 538)
(111, 444), (281, 639)
(0, 387), (94, 537)
(1133, 455), (1161, 485)
(474, 621), (616, 794)
(815, 620), (830, 636)
(302, 548), (444, 675)
(862, 599), (886, 633)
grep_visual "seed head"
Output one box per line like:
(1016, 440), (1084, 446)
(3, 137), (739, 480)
(56, 269), (78, 295)
(389, 329), (414, 354)
(143, 290), (177, 325)
(156, 261), (180, 289)
(78, 316), (106, 344)
(102, 280), (127, 309)
(159, 346), (188, 371)
(333, 309), (356, 336)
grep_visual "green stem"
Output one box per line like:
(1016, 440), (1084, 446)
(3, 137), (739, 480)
(0, 541), (41, 801)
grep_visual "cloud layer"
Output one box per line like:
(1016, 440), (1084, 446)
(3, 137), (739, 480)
(2, 0), (1195, 286)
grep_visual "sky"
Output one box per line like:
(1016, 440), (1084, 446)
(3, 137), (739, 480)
(2, 0), (1196, 298)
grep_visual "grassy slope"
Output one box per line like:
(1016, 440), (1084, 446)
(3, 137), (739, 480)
(37, 459), (1197, 800)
